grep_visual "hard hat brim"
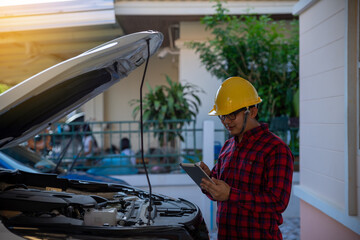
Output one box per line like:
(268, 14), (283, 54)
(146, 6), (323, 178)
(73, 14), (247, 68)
(208, 107), (217, 116)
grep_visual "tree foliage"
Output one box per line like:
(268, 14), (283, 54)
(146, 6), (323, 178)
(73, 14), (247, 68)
(187, 1), (299, 122)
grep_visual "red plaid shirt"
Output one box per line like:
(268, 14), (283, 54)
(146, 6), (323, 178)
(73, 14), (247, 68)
(209, 123), (294, 239)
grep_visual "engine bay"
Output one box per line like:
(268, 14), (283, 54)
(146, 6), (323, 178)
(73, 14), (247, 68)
(0, 170), (209, 240)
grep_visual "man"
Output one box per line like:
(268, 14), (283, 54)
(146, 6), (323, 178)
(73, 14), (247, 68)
(200, 77), (294, 239)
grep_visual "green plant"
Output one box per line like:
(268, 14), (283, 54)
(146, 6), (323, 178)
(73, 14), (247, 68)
(0, 83), (10, 94)
(130, 75), (203, 146)
(186, 1), (299, 122)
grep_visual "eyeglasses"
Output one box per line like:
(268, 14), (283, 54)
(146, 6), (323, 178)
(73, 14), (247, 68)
(218, 107), (246, 121)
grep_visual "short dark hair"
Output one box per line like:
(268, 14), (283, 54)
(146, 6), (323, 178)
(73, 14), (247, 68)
(253, 105), (259, 120)
(120, 137), (130, 151)
(82, 124), (91, 135)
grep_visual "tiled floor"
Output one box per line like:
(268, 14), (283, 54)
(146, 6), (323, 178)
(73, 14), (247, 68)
(280, 217), (300, 240)
(210, 217), (300, 240)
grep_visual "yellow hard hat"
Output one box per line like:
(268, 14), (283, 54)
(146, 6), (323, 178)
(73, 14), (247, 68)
(209, 77), (262, 116)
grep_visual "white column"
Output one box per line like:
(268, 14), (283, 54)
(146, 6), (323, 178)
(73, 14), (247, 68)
(202, 120), (215, 169)
(82, 93), (104, 147)
(82, 93), (104, 122)
(201, 120), (215, 230)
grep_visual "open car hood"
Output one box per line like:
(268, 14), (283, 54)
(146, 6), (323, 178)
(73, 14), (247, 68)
(0, 31), (163, 149)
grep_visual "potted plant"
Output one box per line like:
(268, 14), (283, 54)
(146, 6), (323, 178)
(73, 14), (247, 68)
(130, 75), (203, 170)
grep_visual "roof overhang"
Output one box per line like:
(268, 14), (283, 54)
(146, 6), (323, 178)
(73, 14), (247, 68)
(114, 1), (298, 47)
(115, 1), (298, 16)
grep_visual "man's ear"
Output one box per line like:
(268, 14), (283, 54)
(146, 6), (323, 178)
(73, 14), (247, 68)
(249, 107), (258, 119)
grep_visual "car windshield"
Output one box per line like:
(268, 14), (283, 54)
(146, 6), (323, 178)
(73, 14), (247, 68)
(0, 151), (39, 173)
(0, 145), (59, 173)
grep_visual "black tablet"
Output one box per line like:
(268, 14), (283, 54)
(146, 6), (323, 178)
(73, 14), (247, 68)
(180, 163), (215, 188)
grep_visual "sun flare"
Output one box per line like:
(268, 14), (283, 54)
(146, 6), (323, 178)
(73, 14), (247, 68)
(0, 0), (72, 7)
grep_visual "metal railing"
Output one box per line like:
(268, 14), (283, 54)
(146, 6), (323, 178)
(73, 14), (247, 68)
(30, 120), (207, 174)
(27, 119), (299, 174)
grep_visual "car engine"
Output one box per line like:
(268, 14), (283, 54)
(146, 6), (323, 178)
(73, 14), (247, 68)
(0, 170), (209, 240)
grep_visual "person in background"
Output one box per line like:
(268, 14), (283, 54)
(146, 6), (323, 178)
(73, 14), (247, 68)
(199, 77), (294, 240)
(82, 124), (98, 166)
(120, 137), (136, 166)
(27, 127), (52, 155)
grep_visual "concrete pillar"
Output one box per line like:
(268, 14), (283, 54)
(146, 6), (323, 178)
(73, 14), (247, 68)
(202, 120), (215, 230)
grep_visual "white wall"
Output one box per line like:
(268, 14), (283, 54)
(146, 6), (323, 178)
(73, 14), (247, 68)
(298, 0), (346, 208)
(177, 21), (226, 145)
(294, 0), (360, 235)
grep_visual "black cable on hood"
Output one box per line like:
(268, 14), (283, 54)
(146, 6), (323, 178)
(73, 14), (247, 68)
(140, 39), (153, 225)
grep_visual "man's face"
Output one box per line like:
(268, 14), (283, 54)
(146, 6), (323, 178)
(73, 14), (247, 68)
(219, 108), (247, 137)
